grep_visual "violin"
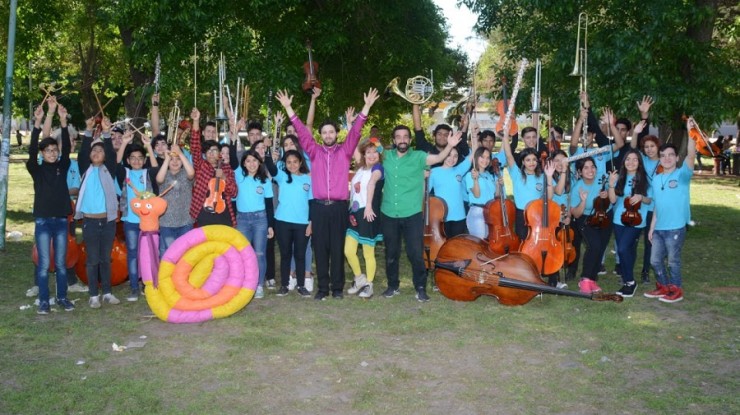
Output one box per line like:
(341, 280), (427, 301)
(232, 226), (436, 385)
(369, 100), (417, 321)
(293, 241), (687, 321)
(204, 160), (227, 214)
(519, 156), (564, 275)
(495, 76), (518, 138)
(434, 235), (623, 305)
(556, 204), (577, 265)
(423, 176), (447, 269)
(587, 174), (610, 228)
(484, 159), (520, 254)
(684, 115), (720, 158)
(302, 40), (321, 93)
(620, 185), (643, 227)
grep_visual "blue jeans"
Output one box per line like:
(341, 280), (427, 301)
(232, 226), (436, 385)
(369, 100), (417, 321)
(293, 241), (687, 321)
(613, 224), (642, 284)
(34, 217), (69, 303)
(159, 224), (193, 258)
(83, 218), (116, 296)
(650, 227), (686, 287)
(123, 221), (141, 291)
(236, 211), (269, 286)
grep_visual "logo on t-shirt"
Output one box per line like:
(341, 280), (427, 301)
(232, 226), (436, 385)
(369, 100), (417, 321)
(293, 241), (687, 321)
(256, 186), (264, 194)
(303, 183), (311, 192)
(668, 180), (678, 189)
(536, 182), (544, 192)
(456, 174), (462, 182)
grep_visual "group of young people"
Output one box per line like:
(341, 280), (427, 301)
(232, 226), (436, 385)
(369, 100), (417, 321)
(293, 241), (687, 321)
(28, 85), (694, 315)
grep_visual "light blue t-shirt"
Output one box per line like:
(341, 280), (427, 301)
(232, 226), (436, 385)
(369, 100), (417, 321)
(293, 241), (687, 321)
(572, 145), (620, 178)
(651, 163), (692, 230)
(641, 155), (660, 212)
(67, 159), (81, 194)
(508, 163), (545, 210)
(612, 173), (653, 228)
(122, 169), (148, 223)
(429, 159), (471, 221)
(571, 177), (612, 216)
(464, 170), (497, 206)
(551, 176), (569, 207)
(274, 169), (312, 224)
(79, 167), (106, 214)
(235, 167), (274, 213)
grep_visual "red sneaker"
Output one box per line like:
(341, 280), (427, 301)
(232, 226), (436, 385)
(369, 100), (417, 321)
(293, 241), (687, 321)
(643, 283), (670, 299)
(579, 278), (598, 294)
(659, 285), (684, 303)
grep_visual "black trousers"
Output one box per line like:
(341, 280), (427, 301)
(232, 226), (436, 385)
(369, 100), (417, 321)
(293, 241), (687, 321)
(382, 212), (427, 290)
(275, 220), (309, 288)
(576, 215), (612, 280)
(310, 201), (349, 295)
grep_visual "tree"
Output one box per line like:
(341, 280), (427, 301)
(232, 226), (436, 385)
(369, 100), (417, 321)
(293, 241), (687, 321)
(461, 0), (740, 141)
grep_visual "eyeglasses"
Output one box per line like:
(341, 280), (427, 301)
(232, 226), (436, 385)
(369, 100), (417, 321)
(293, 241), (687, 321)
(129, 156), (145, 161)
(42, 148), (59, 154)
(206, 148), (220, 154)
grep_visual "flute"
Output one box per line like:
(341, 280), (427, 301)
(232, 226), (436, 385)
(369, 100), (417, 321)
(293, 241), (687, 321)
(566, 145), (612, 162)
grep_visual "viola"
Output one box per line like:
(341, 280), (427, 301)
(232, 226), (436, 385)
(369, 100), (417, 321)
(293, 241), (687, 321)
(587, 174), (610, 228)
(484, 159), (520, 254)
(620, 188), (643, 227)
(684, 115), (720, 158)
(302, 40), (321, 93)
(495, 76), (518, 137)
(423, 177), (447, 269)
(519, 157), (564, 275)
(556, 204), (577, 265)
(204, 160), (227, 214)
(434, 235), (623, 305)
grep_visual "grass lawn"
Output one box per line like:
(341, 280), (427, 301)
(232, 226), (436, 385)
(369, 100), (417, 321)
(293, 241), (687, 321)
(1, 161), (738, 415)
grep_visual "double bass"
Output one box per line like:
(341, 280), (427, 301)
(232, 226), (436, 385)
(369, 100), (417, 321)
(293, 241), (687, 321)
(519, 156), (564, 275)
(434, 235), (623, 305)
(484, 159), (519, 254)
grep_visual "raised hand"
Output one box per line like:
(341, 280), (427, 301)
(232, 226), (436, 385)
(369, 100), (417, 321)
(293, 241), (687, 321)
(46, 95), (58, 112)
(608, 170), (619, 188)
(275, 90), (293, 108)
(85, 117), (95, 131)
(544, 160), (556, 177)
(579, 91), (590, 109)
(447, 131), (463, 148)
(636, 95), (654, 115)
(601, 107), (614, 126)
(34, 106), (45, 122)
(101, 117), (112, 132)
(363, 88), (380, 108)
(122, 130), (134, 145)
(141, 132), (152, 147)
(345, 107), (357, 126)
(152, 93), (160, 105)
(633, 119), (647, 135)
(57, 104), (68, 120)
(311, 87), (322, 100)
(274, 110), (285, 127)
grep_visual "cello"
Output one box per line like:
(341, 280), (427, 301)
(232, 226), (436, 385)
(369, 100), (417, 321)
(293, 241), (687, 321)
(434, 235), (623, 305)
(423, 176), (447, 270)
(302, 40), (321, 93)
(556, 203), (577, 265)
(495, 76), (518, 138)
(484, 159), (520, 254)
(519, 155), (564, 275)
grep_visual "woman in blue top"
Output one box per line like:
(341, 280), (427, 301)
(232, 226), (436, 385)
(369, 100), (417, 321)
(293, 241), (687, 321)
(607, 148), (652, 297)
(631, 120), (661, 283)
(429, 131), (477, 238)
(570, 157), (611, 294)
(273, 150), (313, 297)
(235, 148), (275, 299)
(463, 147), (497, 238)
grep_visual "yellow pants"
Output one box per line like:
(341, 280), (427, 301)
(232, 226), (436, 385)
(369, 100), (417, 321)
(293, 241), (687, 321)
(343, 236), (376, 282)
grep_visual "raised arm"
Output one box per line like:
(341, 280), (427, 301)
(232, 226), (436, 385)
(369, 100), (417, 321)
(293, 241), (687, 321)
(306, 87), (321, 131)
(276, 90), (317, 156)
(57, 105), (71, 162)
(26, 106), (45, 173)
(413, 104), (433, 153)
(631, 120), (647, 150)
(684, 118), (698, 168)
(501, 130), (517, 168)
(344, 88), (379, 153)
(426, 131), (462, 166)
(636, 95), (653, 142)
(42, 96), (57, 139)
(150, 93), (161, 137)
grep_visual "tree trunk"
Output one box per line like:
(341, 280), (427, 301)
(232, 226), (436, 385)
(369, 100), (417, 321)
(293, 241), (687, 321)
(119, 26), (151, 127)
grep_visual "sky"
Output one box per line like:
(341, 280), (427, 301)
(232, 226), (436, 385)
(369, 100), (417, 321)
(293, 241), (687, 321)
(433, 0), (487, 63)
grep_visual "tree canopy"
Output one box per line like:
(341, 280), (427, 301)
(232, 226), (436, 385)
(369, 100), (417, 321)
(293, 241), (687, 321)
(462, 0), (739, 135)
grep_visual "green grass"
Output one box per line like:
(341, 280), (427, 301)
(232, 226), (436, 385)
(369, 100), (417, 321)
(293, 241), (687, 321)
(1, 163), (739, 414)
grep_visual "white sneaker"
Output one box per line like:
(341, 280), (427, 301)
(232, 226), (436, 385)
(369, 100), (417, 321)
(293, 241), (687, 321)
(347, 274), (367, 295)
(265, 279), (276, 290)
(26, 286), (39, 297)
(255, 285), (265, 299)
(89, 295), (101, 309)
(288, 276), (297, 291)
(68, 283), (89, 293)
(102, 293), (120, 305)
(305, 277), (314, 293)
(358, 282), (373, 298)
(556, 282), (568, 289)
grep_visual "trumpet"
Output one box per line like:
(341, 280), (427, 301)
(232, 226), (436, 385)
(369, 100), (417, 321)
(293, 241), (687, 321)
(167, 100), (181, 145)
(384, 75), (434, 105)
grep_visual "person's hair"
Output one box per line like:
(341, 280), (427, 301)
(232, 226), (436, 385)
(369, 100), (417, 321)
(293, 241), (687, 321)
(615, 148), (648, 197)
(204, 121), (217, 130)
(152, 135), (167, 147)
(202, 140), (222, 154)
(391, 125), (411, 140)
(616, 118), (632, 131)
(549, 150), (571, 193)
(472, 147), (490, 172)
(575, 157), (595, 175)
(640, 134), (661, 151)
(552, 125), (564, 136)
(518, 147), (543, 181)
(318, 120), (339, 135)
(125, 144), (146, 160)
(521, 126), (537, 138)
(659, 143), (678, 157)
(479, 130), (496, 143)
(356, 139), (384, 169)
(240, 149), (268, 183)
(247, 121), (263, 132)
(39, 137), (58, 152)
(433, 124), (452, 135)
(281, 134), (303, 152)
(282, 149), (309, 183)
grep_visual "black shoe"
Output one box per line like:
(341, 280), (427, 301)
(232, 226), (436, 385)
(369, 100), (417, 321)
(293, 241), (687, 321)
(332, 290), (344, 299)
(57, 298), (75, 311)
(382, 287), (400, 298)
(641, 271), (650, 283)
(614, 264), (622, 276)
(598, 265), (607, 275)
(565, 269), (577, 282)
(276, 286), (290, 296)
(314, 291), (329, 301)
(617, 282), (637, 298)
(296, 287), (311, 298)
(415, 287), (430, 302)
(37, 301), (51, 315)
